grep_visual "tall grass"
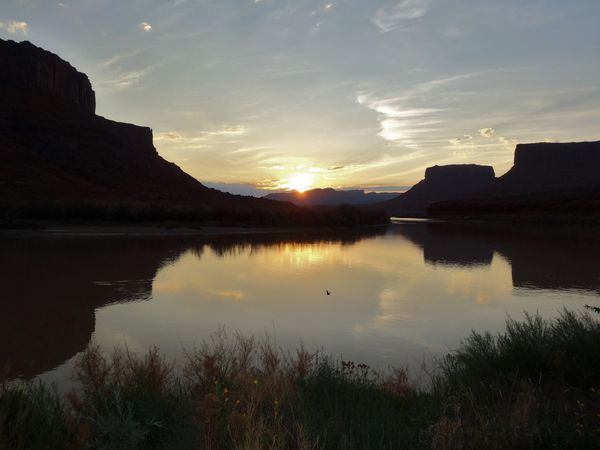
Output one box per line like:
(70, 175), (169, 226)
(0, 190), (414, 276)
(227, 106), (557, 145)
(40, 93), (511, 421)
(1, 310), (599, 449)
(431, 310), (600, 450)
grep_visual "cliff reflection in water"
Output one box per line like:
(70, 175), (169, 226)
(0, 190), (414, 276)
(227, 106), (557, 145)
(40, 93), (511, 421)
(0, 227), (388, 379)
(393, 221), (600, 293)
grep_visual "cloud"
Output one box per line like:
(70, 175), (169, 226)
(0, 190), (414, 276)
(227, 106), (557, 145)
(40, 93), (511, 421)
(357, 94), (443, 147)
(355, 73), (481, 150)
(155, 131), (183, 141)
(154, 126), (247, 149)
(140, 22), (152, 32)
(255, 179), (284, 190)
(372, 0), (432, 33)
(212, 290), (244, 301)
(0, 20), (28, 35)
(202, 125), (246, 137)
(100, 67), (153, 90)
(478, 127), (495, 138)
(449, 134), (473, 145)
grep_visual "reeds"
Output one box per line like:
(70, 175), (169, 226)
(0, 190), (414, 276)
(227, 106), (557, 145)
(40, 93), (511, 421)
(1, 310), (599, 449)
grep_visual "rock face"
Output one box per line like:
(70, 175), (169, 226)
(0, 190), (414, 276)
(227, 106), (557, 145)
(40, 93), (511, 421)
(494, 141), (600, 195)
(380, 164), (496, 216)
(264, 188), (398, 206)
(0, 38), (220, 204)
(0, 40), (95, 115)
(0, 39), (294, 211)
(427, 141), (600, 218)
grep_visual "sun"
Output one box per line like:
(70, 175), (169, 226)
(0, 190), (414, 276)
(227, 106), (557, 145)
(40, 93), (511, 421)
(285, 173), (314, 193)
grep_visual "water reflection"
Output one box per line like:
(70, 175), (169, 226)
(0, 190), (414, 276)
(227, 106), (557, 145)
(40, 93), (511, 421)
(392, 221), (600, 292)
(0, 223), (598, 382)
(0, 238), (192, 378)
(0, 227), (387, 379)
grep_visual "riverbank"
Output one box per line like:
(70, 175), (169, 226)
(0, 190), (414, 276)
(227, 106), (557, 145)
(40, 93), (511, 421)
(2, 310), (599, 449)
(0, 201), (390, 233)
(0, 223), (391, 238)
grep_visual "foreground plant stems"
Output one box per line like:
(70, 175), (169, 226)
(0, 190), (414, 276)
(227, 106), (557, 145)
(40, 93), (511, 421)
(1, 309), (599, 449)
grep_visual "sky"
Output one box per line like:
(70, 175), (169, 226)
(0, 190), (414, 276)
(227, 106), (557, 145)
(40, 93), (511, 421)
(2, 0), (600, 196)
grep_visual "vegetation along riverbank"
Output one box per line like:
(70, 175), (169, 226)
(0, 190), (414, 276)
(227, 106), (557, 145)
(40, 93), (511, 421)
(2, 309), (599, 449)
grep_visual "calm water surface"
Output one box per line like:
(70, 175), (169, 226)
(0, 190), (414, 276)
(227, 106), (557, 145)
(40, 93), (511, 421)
(2, 221), (599, 386)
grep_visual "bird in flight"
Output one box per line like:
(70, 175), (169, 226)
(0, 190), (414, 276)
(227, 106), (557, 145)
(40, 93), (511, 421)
(326, 290), (331, 295)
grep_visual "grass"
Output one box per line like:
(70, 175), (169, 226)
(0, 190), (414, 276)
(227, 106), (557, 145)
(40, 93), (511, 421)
(1, 310), (599, 449)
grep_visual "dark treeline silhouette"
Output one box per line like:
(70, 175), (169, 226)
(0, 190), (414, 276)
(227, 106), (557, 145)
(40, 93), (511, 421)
(0, 201), (389, 229)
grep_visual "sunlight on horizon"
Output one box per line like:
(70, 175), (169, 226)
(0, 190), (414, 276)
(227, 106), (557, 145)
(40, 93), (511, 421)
(284, 173), (315, 193)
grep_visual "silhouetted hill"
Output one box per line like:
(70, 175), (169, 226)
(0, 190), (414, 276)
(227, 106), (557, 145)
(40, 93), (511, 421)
(379, 165), (496, 216)
(493, 141), (600, 195)
(428, 142), (600, 220)
(264, 188), (398, 206)
(376, 142), (600, 219)
(0, 39), (387, 227)
(0, 39), (216, 204)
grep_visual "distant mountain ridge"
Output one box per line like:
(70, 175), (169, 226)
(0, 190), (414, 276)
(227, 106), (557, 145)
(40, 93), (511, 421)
(264, 188), (398, 206)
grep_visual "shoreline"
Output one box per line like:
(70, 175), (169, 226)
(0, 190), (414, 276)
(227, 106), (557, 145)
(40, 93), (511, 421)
(0, 223), (391, 238)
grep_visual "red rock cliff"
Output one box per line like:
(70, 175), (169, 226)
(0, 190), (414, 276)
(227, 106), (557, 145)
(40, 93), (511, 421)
(0, 39), (95, 115)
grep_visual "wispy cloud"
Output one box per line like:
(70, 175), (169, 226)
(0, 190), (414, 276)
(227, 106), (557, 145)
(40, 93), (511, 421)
(356, 94), (443, 147)
(449, 134), (473, 145)
(0, 20), (28, 35)
(372, 0), (432, 32)
(356, 73), (480, 148)
(154, 126), (247, 146)
(140, 22), (152, 32)
(202, 125), (246, 137)
(99, 67), (153, 90)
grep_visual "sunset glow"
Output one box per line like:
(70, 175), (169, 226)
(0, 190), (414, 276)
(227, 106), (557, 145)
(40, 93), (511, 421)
(5, 1), (599, 197)
(285, 173), (314, 193)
